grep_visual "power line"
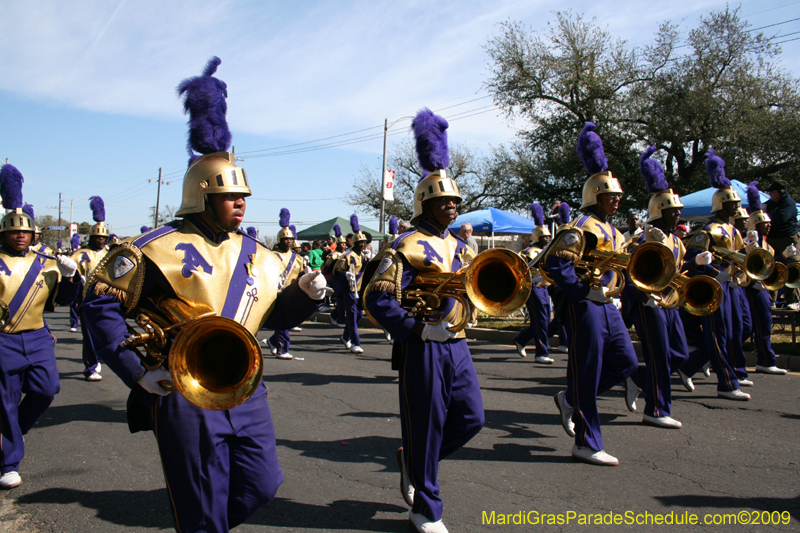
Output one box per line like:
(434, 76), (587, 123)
(774, 36), (800, 44)
(747, 16), (800, 32)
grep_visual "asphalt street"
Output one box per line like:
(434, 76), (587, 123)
(1, 308), (798, 532)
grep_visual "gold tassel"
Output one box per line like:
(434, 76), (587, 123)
(369, 280), (396, 294)
(93, 282), (129, 307)
(552, 250), (580, 262)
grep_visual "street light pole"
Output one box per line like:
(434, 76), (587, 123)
(379, 116), (413, 234)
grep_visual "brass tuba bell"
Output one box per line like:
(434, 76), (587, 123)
(710, 245), (775, 284)
(760, 261), (789, 291)
(658, 274), (724, 316)
(579, 241), (678, 298)
(402, 248), (532, 332)
(121, 295), (263, 411)
(785, 262), (800, 289)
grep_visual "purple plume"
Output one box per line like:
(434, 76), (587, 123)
(558, 202), (571, 225)
(57, 240), (63, 249)
(705, 149), (730, 188)
(22, 203), (35, 220)
(529, 203), (544, 226)
(388, 215), (398, 234)
(576, 122), (608, 174)
(140, 225), (150, 233)
(639, 146), (670, 193)
(350, 214), (360, 233)
(71, 233), (80, 249)
(333, 223), (342, 238)
(246, 226), (258, 239)
(0, 164), (24, 210)
(89, 196), (105, 223)
(746, 181), (763, 212)
(411, 108), (449, 176)
(289, 225), (297, 239)
(109, 233), (117, 240)
(177, 56), (231, 165)
(279, 207), (290, 228)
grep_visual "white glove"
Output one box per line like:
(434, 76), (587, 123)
(745, 241), (757, 254)
(586, 287), (611, 304)
(644, 225), (666, 243)
(717, 271), (731, 283)
(746, 230), (758, 243)
(56, 255), (78, 277)
(299, 270), (327, 300)
(421, 321), (458, 342)
(303, 264), (312, 275)
(137, 368), (173, 396)
(644, 296), (660, 308)
(753, 281), (766, 291)
(695, 251), (713, 266)
(344, 271), (356, 283)
(784, 244), (798, 258)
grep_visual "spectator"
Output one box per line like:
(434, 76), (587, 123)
(622, 211), (643, 241)
(459, 222), (479, 253)
(398, 220), (411, 233)
(674, 224), (688, 239)
(765, 179), (800, 308)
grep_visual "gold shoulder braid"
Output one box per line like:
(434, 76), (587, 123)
(84, 242), (146, 312)
(364, 247), (403, 302)
(542, 228), (585, 264)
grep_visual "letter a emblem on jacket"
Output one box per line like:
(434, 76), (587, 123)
(417, 240), (444, 267)
(175, 243), (213, 278)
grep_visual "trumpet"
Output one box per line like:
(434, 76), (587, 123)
(403, 248), (532, 332)
(761, 261), (789, 291)
(348, 261), (357, 293)
(121, 294), (263, 411)
(657, 274), (723, 316)
(710, 245), (775, 285)
(578, 241), (678, 298)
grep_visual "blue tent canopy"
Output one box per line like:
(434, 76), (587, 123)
(678, 179), (800, 220)
(451, 207), (536, 235)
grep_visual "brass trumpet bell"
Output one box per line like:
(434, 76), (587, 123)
(660, 274), (723, 316)
(581, 241), (677, 298)
(784, 262), (800, 289)
(711, 246), (775, 282)
(761, 262), (789, 291)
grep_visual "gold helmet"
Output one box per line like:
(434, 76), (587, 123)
(0, 165), (34, 234)
(349, 214), (367, 243)
(88, 196), (110, 236)
(529, 202), (551, 243)
(580, 171), (623, 210)
(577, 123), (622, 210)
(640, 147), (684, 223)
(734, 206), (749, 220)
(277, 208), (294, 240)
(647, 190), (684, 222)
(410, 108), (462, 226)
(175, 152), (250, 217)
(711, 187), (741, 213)
(745, 181), (770, 229)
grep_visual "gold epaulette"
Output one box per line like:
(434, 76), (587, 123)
(684, 231), (712, 251)
(364, 247), (403, 303)
(541, 228), (584, 265)
(84, 242), (146, 312)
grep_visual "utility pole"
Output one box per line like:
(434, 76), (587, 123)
(57, 193), (62, 241)
(148, 168), (171, 228)
(380, 116), (413, 234)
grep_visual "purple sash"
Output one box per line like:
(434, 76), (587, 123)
(221, 236), (257, 319)
(7, 249), (46, 323)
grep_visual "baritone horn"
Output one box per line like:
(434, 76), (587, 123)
(658, 274), (723, 316)
(403, 248), (532, 332)
(710, 245), (775, 284)
(579, 241), (678, 298)
(761, 261), (788, 291)
(786, 262), (800, 289)
(120, 295), (263, 411)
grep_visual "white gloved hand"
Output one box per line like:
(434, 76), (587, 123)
(695, 251), (713, 266)
(745, 241), (757, 254)
(644, 296), (661, 309)
(644, 225), (666, 243)
(56, 255), (78, 277)
(303, 264), (312, 275)
(299, 270), (327, 300)
(753, 281), (766, 291)
(586, 287), (612, 304)
(783, 244), (798, 258)
(746, 230), (758, 243)
(421, 321), (458, 342)
(717, 271), (732, 283)
(344, 271), (356, 283)
(137, 368), (173, 396)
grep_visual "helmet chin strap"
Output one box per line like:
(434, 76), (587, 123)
(202, 198), (233, 234)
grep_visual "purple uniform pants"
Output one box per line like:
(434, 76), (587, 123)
(0, 328), (60, 474)
(746, 287), (778, 367)
(729, 285), (751, 380)
(629, 304), (689, 418)
(398, 336), (484, 522)
(514, 285), (550, 357)
(269, 329), (291, 355)
(341, 292), (362, 347)
(564, 301), (637, 452)
(151, 382), (282, 533)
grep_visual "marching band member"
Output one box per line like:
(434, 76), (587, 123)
(387, 214), (399, 244)
(548, 201), (571, 352)
(513, 202), (554, 363)
(623, 147), (693, 429)
(68, 233), (81, 332)
(678, 149), (750, 400)
(744, 182), (788, 375)
(333, 215), (368, 354)
(364, 108), (484, 533)
(730, 206), (754, 386)
(81, 57), (326, 532)
(324, 223), (345, 327)
(140, 225), (151, 234)
(71, 196), (110, 382)
(245, 226), (258, 242)
(0, 164), (79, 489)
(264, 209), (305, 360)
(547, 122), (638, 466)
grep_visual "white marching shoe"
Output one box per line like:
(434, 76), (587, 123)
(718, 389), (751, 401)
(624, 377), (640, 412)
(290, 326), (302, 332)
(396, 447), (414, 506)
(534, 355), (554, 364)
(0, 471), (22, 489)
(677, 369), (695, 392)
(85, 372), (102, 382)
(756, 365), (787, 375)
(409, 511), (449, 533)
(738, 379), (754, 387)
(642, 414), (682, 429)
(275, 352), (293, 360)
(702, 362), (711, 377)
(263, 337), (278, 355)
(514, 341), (527, 358)
(554, 391), (575, 437)
(350, 345), (364, 354)
(571, 445), (619, 466)
(340, 336), (352, 349)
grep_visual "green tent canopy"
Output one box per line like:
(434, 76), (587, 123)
(295, 217), (387, 242)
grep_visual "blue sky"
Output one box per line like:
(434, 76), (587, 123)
(1, 0), (798, 238)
